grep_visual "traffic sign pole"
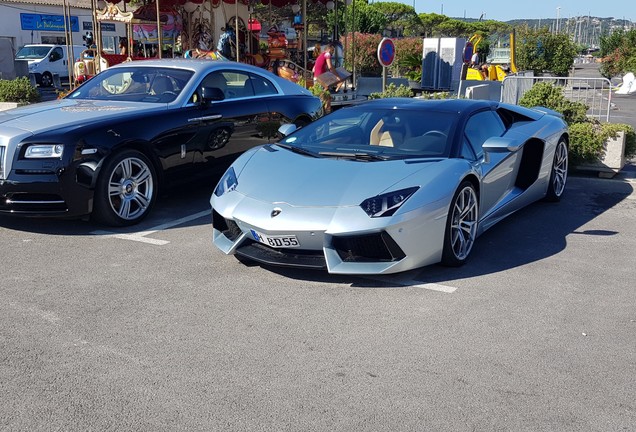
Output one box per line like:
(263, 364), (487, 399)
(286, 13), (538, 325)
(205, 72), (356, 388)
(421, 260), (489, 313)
(377, 37), (396, 93)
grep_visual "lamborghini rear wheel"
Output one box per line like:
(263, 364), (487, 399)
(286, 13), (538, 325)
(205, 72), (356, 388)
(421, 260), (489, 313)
(545, 139), (568, 202)
(441, 181), (479, 267)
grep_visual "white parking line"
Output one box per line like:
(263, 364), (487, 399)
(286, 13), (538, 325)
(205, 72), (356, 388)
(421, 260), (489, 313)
(91, 210), (210, 245)
(139, 210), (211, 234)
(362, 276), (457, 293)
(91, 232), (171, 245)
(411, 282), (457, 293)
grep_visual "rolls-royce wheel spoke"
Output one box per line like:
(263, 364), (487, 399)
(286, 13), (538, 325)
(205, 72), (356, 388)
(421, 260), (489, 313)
(93, 150), (157, 226)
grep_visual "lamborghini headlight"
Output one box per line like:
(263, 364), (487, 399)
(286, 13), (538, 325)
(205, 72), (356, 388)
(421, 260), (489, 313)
(214, 167), (238, 197)
(24, 144), (64, 159)
(360, 187), (419, 218)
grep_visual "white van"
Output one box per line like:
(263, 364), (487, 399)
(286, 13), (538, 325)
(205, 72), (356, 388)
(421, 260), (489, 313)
(15, 44), (85, 87)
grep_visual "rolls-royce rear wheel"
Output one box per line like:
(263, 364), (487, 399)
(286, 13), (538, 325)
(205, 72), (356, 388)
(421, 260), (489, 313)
(93, 149), (157, 226)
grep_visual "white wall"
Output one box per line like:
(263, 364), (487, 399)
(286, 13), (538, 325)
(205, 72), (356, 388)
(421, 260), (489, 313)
(0, 1), (248, 58)
(0, 2), (126, 52)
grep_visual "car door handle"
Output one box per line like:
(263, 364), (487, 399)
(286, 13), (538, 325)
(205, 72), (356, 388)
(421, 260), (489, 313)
(189, 114), (223, 122)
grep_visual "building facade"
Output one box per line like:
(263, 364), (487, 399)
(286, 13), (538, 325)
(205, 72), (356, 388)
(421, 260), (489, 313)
(1, 0), (127, 56)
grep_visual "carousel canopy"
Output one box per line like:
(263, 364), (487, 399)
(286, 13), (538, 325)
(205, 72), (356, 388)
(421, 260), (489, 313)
(261, 0), (329, 6)
(105, 0), (247, 5)
(133, 3), (182, 22)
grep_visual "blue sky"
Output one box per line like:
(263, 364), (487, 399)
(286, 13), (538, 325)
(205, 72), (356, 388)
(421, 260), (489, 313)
(399, 0), (635, 22)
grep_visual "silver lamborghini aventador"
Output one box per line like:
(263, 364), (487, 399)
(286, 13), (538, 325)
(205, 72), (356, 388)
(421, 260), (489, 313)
(210, 98), (569, 274)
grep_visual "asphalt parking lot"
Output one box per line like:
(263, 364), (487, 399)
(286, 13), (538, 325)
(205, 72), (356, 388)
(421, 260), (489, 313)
(1, 171), (635, 431)
(3, 68), (636, 430)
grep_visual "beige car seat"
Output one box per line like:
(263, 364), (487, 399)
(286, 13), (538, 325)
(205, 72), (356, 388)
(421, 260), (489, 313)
(378, 130), (402, 147)
(370, 118), (404, 147)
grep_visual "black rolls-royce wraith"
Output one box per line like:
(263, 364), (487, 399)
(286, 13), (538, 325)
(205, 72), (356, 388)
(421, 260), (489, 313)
(0, 59), (322, 226)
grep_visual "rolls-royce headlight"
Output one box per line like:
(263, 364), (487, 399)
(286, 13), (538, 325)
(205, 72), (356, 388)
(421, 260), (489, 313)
(25, 144), (64, 159)
(360, 187), (419, 218)
(214, 167), (238, 197)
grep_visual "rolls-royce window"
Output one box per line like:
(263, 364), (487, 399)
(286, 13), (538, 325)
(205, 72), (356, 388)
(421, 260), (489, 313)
(66, 67), (194, 103)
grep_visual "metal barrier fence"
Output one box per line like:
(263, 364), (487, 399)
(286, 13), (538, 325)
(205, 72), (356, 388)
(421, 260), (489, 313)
(501, 75), (613, 122)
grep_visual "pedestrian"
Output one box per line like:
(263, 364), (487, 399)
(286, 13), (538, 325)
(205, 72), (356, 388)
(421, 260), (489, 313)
(470, 51), (479, 67)
(314, 42), (347, 92)
(480, 63), (490, 80)
(119, 38), (128, 56)
(313, 42), (335, 78)
(217, 25), (236, 60)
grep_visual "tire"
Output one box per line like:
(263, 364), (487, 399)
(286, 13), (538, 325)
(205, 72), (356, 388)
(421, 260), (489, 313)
(441, 181), (479, 267)
(41, 72), (53, 88)
(208, 127), (231, 150)
(544, 138), (568, 202)
(92, 149), (157, 226)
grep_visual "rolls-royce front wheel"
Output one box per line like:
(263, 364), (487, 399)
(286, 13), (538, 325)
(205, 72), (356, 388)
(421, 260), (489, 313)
(93, 149), (157, 226)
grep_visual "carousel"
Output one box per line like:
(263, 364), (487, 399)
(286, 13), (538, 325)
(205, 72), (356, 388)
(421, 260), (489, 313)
(74, 0), (185, 85)
(72, 0), (351, 89)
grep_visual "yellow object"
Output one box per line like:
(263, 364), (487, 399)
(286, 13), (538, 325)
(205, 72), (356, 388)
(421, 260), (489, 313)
(509, 31), (518, 73)
(466, 68), (484, 81)
(469, 34), (483, 52)
(488, 65), (498, 80)
(494, 65), (507, 81)
(465, 65), (508, 82)
(463, 31), (518, 82)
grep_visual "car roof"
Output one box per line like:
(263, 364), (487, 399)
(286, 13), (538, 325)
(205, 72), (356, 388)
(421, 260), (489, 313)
(109, 58), (263, 75)
(357, 97), (497, 114)
(107, 58), (312, 96)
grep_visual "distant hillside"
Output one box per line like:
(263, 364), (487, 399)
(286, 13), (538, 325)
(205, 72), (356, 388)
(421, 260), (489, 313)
(515, 17), (633, 48)
(456, 16), (634, 49)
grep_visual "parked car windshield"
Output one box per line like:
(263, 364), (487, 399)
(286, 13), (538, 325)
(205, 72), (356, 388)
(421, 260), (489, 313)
(279, 106), (457, 159)
(66, 67), (194, 103)
(15, 46), (52, 59)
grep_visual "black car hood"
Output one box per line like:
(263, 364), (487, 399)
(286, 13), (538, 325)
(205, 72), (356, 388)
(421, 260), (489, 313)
(0, 99), (167, 133)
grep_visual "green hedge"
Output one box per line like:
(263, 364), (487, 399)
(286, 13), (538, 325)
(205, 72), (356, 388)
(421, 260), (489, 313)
(367, 83), (412, 99)
(0, 77), (40, 103)
(569, 122), (636, 164)
(518, 81), (635, 166)
(518, 82), (588, 126)
(341, 34), (424, 78)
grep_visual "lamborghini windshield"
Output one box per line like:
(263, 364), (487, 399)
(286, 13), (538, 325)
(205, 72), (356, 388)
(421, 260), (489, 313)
(279, 106), (457, 159)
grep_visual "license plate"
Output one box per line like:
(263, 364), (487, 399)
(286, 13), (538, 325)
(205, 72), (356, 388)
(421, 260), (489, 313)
(250, 229), (300, 248)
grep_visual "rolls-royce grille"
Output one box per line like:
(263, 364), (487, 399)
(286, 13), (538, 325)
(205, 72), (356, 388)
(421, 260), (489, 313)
(332, 232), (406, 263)
(0, 146), (5, 179)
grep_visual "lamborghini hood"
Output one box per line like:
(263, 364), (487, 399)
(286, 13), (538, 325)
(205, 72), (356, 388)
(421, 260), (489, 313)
(234, 145), (442, 207)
